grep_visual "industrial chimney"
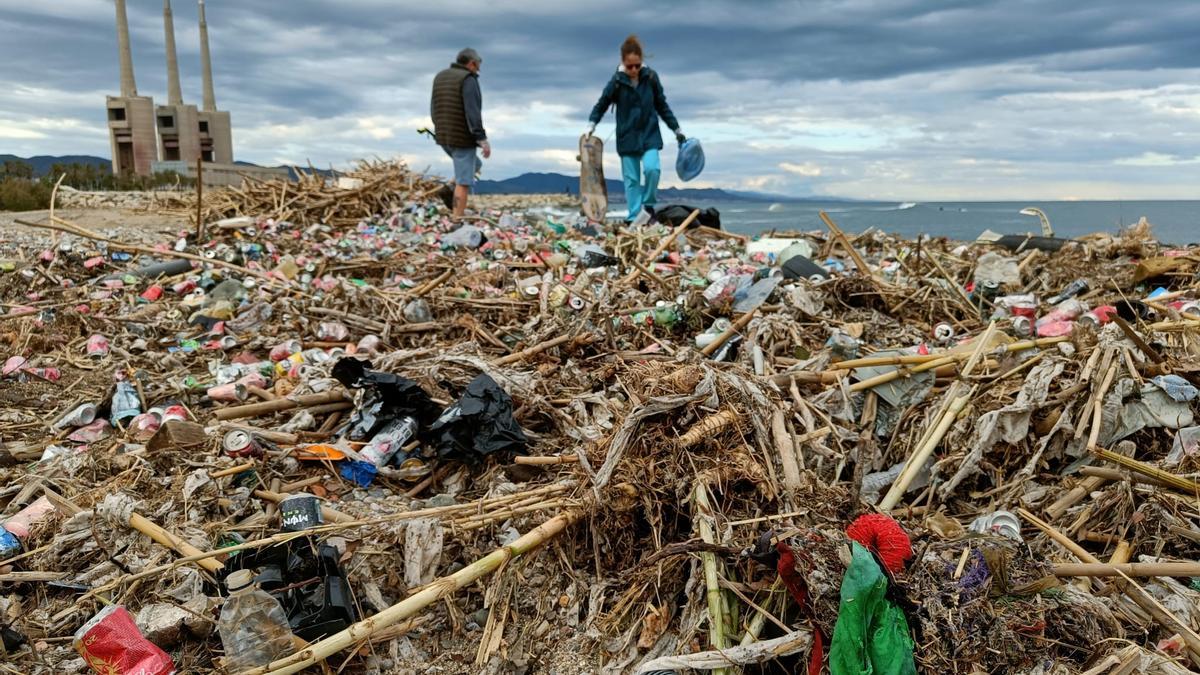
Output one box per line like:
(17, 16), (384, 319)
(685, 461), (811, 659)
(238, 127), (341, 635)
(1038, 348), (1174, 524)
(115, 0), (138, 97)
(196, 0), (233, 164)
(163, 0), (183, 105)
(107, 0), (158, 175)
(156, 0), (201, 164)
(199, 0), (216, 112)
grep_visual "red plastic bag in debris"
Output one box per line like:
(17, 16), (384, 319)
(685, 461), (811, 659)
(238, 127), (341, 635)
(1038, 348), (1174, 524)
(73, 605), (175, 675)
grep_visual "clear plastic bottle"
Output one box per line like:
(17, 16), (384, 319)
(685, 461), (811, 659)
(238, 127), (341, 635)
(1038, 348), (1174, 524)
(218, 569), (294, 671)
(111, 379), (141, 422)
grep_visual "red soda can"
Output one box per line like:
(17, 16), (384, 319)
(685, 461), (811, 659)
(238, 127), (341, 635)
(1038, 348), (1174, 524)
(222, 429), (262, 458)
(85, 334), (110, 358)
(139, 285), (163, 302)
(160, 405), (189, 423)
(270, 340), (302, 362)
(171, 279), (197, 294)
(73, 605), (174, 675)
(207, 383), (246, 402)
(27, 367), (62, 382)
(1011, 301), (1037, 319)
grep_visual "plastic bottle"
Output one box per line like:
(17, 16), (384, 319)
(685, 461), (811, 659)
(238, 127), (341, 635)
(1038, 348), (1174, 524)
(111, 379), (141, 422)
(1036, 298), (1085, 336)
(1047, 279), (1089, 305)
(218, 569), (295, 671)
(360, 416), (419, 467)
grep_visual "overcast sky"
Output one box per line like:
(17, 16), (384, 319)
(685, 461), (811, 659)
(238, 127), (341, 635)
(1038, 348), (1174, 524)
(3, 0), (1200, 200)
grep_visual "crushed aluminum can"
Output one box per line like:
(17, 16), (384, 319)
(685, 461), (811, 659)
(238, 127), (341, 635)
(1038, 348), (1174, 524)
(207, 382), (246, 402)
(2, 355), (27, 377)
(24, 367), (61, 382)
(3, 496), (55, 539)
(1011, 315), (1032, 337)
(270, 340), (303, 362)
(1178, 301), (1200, 317)
(85, 334), (110, 358)
(67, 419), (112, 443)
(317, 321), (350, 341)
(969, 510), (1022, 541)
(170, 279), (197, 294)
(933, 322), (955, 343)
(568, 296), (586, 311)
(53, 403), (98, 430)
(222, 429), (262, 458)
(1078, 305), (1118, 329)
(159, 405), (189, 423)
(138, 285), (163, 302)
(356, 335), (382, 354)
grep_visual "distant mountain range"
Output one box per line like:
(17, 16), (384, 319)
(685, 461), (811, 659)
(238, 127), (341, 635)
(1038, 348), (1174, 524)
(0, 154), (330, 181)
(2, 155), (851, 203)
(1, 154), (112, 175)
(475, 171), (852, 203)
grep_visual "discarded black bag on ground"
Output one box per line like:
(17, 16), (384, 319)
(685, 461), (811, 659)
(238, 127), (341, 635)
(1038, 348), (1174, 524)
(331, 358), (442, 441)
(429, 373), (527, 460)
(781, 254), (830, 280)
(656, 204), (721, 230)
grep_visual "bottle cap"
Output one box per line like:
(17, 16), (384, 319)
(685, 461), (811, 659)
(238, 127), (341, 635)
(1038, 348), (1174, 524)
(225, 569), (255, 592)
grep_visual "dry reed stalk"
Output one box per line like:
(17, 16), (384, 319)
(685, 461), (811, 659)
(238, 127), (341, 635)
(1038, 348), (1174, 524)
(1091, 447), (1200, 494)
(693, 482), (730, 675)
(493, 334), (575, 366)
(677, 409), (740, 449)
(771, 410), (802, 499)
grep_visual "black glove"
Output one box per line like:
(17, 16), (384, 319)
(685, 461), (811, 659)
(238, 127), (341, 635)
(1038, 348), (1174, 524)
(675, 130), (686, 144)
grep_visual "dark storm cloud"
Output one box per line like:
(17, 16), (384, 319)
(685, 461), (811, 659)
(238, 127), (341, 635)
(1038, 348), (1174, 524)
(3, 0), (1200, 199)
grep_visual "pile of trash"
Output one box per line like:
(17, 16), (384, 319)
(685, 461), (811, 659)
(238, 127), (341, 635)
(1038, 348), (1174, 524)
(2, 159), (1200, 674)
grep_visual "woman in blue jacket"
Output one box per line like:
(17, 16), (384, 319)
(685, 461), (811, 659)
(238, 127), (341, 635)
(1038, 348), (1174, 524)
(587, 35), (686, 223)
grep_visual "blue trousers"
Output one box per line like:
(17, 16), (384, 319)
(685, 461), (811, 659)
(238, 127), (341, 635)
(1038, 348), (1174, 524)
(620, 149), (660, 220)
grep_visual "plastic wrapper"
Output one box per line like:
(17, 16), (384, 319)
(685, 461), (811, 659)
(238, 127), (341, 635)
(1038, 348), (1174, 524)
(429, 373), (527, 460)
(73, 605), (175, 675)
(331, 358), (442, 441)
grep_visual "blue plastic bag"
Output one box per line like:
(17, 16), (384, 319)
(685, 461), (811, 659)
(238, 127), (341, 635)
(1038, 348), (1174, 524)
(676, 138), (705, 182)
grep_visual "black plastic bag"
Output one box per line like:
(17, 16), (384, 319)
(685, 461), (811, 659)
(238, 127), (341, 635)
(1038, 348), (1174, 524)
(331, 358), (442, 441)
(429, 373), (527, 460)
(655, 204), (721, 229)
(781, 254), (830, 280)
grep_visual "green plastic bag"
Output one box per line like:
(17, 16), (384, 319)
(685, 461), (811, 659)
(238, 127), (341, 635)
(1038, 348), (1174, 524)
(829, 542), (916, 675)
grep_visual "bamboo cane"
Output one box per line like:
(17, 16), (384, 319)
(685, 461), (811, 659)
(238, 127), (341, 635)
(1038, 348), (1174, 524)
(1092, 446), (1200, 494)
(693, 483), (730, 675)
(877, 386), (974, 510)
(213, 390), (350, 421)
(245, 510), (583, 675)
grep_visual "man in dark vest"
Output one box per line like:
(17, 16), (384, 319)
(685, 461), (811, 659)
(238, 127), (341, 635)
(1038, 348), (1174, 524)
(431, 48), (491, 217)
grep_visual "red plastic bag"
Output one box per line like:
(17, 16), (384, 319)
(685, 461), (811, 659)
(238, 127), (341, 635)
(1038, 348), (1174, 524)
(74, 605), (175, 675)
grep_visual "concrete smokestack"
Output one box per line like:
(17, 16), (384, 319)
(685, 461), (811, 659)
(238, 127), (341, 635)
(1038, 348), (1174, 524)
(115, 0), (138, 97)
(198, 0), (216, 112)
(163, 0), (183, 105)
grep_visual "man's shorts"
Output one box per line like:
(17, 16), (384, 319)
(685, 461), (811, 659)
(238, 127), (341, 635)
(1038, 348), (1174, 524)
(443, 145), (482, 188)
